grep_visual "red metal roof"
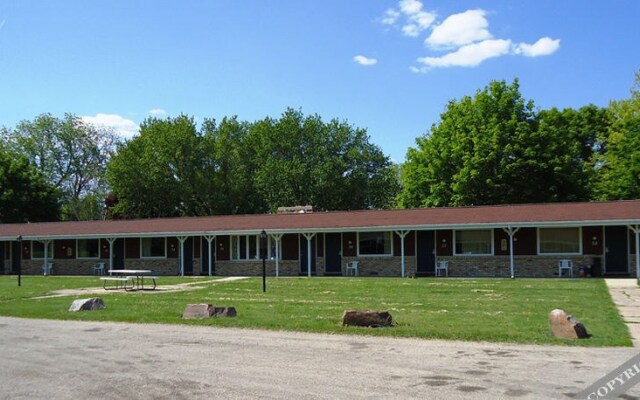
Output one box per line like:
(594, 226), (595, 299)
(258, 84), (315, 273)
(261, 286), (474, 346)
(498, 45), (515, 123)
(1, 200), (639, 240)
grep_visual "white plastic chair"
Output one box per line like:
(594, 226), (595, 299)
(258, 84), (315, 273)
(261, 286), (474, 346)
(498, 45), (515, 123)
(558, 260), (573, 278)
(42, 262), (53, 276)
(435, 260), (449, 277)
(93, 262), (106, 276)
(345, 260), (359, 276)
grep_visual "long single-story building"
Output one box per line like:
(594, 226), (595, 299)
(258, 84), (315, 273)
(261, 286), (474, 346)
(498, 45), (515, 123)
(1, 200), (639, 278)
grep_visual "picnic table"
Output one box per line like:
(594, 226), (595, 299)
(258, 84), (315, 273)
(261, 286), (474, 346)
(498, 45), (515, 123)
(101, 269), (158, 291)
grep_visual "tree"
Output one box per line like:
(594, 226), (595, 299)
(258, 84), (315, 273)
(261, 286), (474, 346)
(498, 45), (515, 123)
(0, 144), (60, 223)
(107, 110), (400, 218)
(2, 113), (118, 220)
(399, 79), (597, 207)
(107, 115), (206, 218)
(248, 109), (399, 212)
(595, 71), (640, 199)
(201, 117), (260, 214)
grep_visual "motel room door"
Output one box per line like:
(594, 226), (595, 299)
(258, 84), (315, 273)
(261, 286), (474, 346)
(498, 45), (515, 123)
(11, 241), (21, 274)
(0, 242), (5, 274)
(299, 235), (317, 275)
(113, 239), (125, 270)
(605, 226), (629, 275)
(416, 230), (435, 276)
(324, 233), (342, 276)
(183, 238), (194, 276)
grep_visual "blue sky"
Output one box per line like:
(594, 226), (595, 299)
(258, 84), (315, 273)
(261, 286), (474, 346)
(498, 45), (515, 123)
(1, 1), (639, 162)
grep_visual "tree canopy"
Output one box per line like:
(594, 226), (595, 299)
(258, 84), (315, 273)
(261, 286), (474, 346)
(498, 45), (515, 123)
(106, 110), (400, 218)
(399, 79), (612, 207)
(3, 73), (639, 221)
(595, 71), (640, 200)
(248, 109), (399, 212)
(0, 143), (60, 223)
(1, 113), (118, 220)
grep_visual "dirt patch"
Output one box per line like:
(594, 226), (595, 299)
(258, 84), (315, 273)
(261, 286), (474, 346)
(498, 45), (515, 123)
(30, 276), (249, 299)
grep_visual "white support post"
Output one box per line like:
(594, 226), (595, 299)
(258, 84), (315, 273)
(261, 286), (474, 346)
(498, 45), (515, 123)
(106, 237), (116, 275)
(42, 240), (51, 276)
(629, 225), (640, 279)
(502, 226), (520, 279)
(204, 235), (216, 277)
(395, 230), (410, 278)
(271, 234), (283, 277)
(303, 233), (316, 278)
(177, 236), (188, 277)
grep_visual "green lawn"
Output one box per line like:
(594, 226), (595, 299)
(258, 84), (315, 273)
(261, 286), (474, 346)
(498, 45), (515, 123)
(0, 275), (631, 346)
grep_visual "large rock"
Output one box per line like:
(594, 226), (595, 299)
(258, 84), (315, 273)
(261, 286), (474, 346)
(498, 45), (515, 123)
(69, 298), (105, 312)
(549, 309), (590, 339)
(342, 310), (394, 328)
(182, 304), (237, 319)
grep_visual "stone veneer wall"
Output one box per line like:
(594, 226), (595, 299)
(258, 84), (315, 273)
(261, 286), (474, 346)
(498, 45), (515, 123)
(438, 255), (608, 278)
(21, 259), (181, 276)
(215, 260), (300, 276)
(17, 254), (638, 278)
(342, 256), (417, 277)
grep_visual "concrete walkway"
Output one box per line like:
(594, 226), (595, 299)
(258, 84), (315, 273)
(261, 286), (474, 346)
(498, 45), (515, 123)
(605, 278), (640, 347)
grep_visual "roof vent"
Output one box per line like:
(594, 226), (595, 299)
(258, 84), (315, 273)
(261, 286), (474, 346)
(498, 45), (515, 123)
(276, 205), (314, 214)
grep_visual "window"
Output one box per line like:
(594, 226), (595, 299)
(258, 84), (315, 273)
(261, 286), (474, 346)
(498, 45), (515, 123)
(232, 235), (258, 260)
(539, 228), (580, 254)
(231, 235), (279, 261)
(358, 232), (392, 255)
(32, 241), (54, 259)
(455, 230), (493, 255)
(141, 237), (166, 258)
(77, 239), (99, 259)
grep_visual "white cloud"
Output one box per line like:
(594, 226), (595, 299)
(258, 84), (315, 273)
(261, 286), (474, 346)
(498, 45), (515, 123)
(416, 39), (512, 69)
(0, 19), (6, 31)
(381, 9), (400, 25)
(387, 0), (436, 37)
(425, 9), (492, 49)
(353, 55), (378, 66)
(399, 0), (423, 15)
(81, 113), (139, 139)
(514, 37), (561, 57)
(379, 4), (560, 70)
(148, 108), (167, 116)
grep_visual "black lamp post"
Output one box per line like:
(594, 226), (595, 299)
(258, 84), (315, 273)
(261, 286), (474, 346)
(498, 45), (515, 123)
(16, 235), (22, 287)
(260, 230), (267, 293)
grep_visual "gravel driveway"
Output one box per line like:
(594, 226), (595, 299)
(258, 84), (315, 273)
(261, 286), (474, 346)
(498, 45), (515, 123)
(1, 316), (638, 399)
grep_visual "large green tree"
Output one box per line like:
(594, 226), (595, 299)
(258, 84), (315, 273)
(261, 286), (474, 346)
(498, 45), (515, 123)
(0, 144), (60, 222)
(249, 109), (399, 212)
(595, 71), (640, 199)
(107, 110), (399, 218)
(399, 79), (598, 207)
(107, 115), (207, 218)
(200, 117), (259, 214)
(2, 113), (118, 220)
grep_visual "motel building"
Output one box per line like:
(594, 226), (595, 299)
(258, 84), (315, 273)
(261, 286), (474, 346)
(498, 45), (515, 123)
(0, 200), (639, 279)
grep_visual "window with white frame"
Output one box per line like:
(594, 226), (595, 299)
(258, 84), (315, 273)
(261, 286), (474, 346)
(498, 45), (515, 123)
(358, 232), (392, 255)
(141, 237), (166, 258)
(32, 241), (54, 259)
(454, 230), (493, 255)
(77, 239), (99, 259)
(539, 227), (581, 254)
(231, 235), (258, 260)
(231, 235), (280, 261)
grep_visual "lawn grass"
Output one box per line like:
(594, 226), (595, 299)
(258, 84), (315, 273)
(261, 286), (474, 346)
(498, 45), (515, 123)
(0, 275), (631, 346)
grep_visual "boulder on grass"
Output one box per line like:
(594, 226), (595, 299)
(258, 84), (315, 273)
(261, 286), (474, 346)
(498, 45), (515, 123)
(342, 310), (394, 328)
(182, 304), (237, 319)
(69, 298), (105, 312)
(549, 309), (590, 339)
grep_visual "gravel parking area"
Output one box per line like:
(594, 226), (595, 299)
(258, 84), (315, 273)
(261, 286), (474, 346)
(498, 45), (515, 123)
(1, 316), (639, 399)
